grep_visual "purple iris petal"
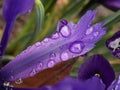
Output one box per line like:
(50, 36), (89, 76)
(78, 54), (115, 88)
(106, 30), (120, 59)
(0, 0), (34, 58)
(98, 0), (120, 11)
(11, 77), (105, 90)
(53, 76), (105, 90)
(108, 75), (120, 90)
(0, 10), (106, 83)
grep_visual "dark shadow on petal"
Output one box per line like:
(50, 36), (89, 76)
(78, 54), (115, 88)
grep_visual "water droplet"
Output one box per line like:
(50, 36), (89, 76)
(36, 62), (43, 71)
(51, 33), (59, 39)
(15, 78), (23, 84)
(30, 69), (36, 77)
(60, 26), (70, 37)
(3, 81), (10, 87)
(86, 27), (93, 35)
(93, 32), (99, 36)
(48, 60), (55, 68)
(27, 46), (31, 51)
(35, 42), (41, 47)
(50, 53), (56, 59)
(69, 41), (84, 54)
(60, 52), (69, 61)
(43, 38), (49, 42)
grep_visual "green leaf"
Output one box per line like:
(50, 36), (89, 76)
(24, 0), (45, 48)
(103, 10), (120, 27)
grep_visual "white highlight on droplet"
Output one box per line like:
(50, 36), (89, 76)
(86, 27), (93, 35)
(60, 26), (70, 37)
(60, 52), (69, 61)
(48, 60), (55, 68)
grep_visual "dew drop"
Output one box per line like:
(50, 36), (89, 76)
(3, 81), (10, 87)
(86, 27), (93, 35)
(60, 52), (69, 61)
(15, 78), (23, 84)
(48, 60), (55, 68)
(50, 53), (56, 59)
(51, 33), (59, 39)
(30, 69), (36, 77)
(43, 38), (49, 43)
(93, 32), (99, 36)
(36, 62), (43, 71)
(35, 42), (41, 47)
(69, 41), (84, 54)
(60, 26), (70, 37)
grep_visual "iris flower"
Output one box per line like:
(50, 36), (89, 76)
(0, 0), (35, 59)
(91, 0), (120, 11)
(106, 30), (120, 59)
(0, 9), (106, 90)
(97, 0), (120, 11)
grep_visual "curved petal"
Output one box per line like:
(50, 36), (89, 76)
(0, 10), (106, 83)
(99, 0), (120, 11)
(78, 54), (115, 88)
(0, 0), (34, 59)
(108, 75), (120, 90)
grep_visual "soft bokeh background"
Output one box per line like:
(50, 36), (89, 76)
(0, 0), (120, 87)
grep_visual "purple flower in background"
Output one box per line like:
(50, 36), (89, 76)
(98, 0), (120, 11)
(92, 0), (120, 11)
(0, 10), (106, 89)
(78, 54), (115, 88)
(106, 30), (120, 59)
(0, 0), (35, 59)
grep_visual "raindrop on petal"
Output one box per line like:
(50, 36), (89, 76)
(43, 38), (49, 43)
(60, 26), (70, 37)
(86, 27), (93, 35)
(3, 82), (10, 87)
(30, 69), (36, 77)
(69, 41), (84, 54)
(60, 52), (69, 61)
(51, 33), (59, 39)
(93, 32), (99, 36)
(35, 42), (41, 47)
(15, 78), (23, 84)
(36, 62), (43, 71)
(50, 53), (56, 59)
(48, 60), (55, 68)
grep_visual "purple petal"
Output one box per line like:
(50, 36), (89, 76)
(2, 0), (34, 21)
(108, 75), (120, 90)
(52, 76), (105, 90)
(0, 0), (34, 59)
(10, 77), (105, 90)
(0, 10), (106, 83)
(99, 0), (120, 11)
(106, 30), (120, 59)
(78, 54), (115, 88)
